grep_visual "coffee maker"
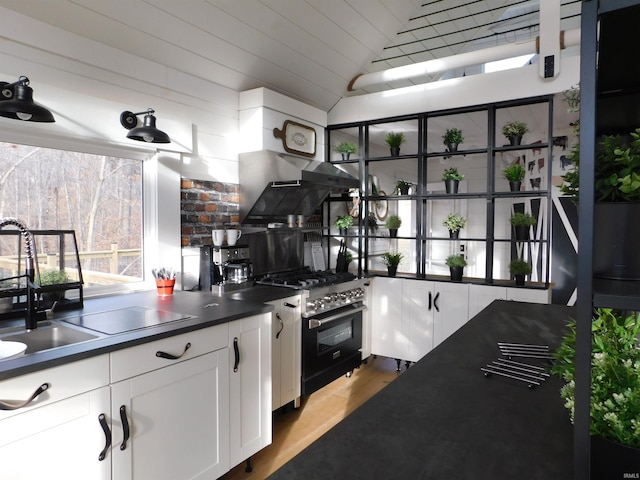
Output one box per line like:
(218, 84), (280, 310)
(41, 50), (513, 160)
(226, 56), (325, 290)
(199, 245), (253, 294)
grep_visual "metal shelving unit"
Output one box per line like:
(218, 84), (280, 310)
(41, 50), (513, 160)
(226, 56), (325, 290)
(326, 95), (554, 287)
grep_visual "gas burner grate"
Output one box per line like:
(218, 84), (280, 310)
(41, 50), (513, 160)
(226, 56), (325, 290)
(257, 269), (356, 289)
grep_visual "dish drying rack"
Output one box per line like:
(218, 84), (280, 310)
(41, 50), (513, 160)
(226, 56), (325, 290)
(482, 343), (553, 388)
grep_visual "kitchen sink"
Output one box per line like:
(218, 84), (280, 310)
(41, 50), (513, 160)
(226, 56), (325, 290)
(0, 321), (100, 354)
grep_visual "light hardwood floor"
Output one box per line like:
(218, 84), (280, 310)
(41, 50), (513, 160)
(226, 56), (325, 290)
(221, 356), (403, 480)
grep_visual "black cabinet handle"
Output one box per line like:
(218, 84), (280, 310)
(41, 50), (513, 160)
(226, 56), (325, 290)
(284, 302), (296, 308)
(233, 337), (240, 372)
(433, 292), (440, 312)
(275, 313), (284, 339)
(156, 342), (191, 360)
(98, 413), (112, 461)
(428, 291), (432, 311)
(120, 405), (130, 451)
(0, 382), (49, 411)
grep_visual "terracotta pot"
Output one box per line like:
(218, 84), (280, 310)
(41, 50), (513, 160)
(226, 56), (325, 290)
(156, 278), (176, 296)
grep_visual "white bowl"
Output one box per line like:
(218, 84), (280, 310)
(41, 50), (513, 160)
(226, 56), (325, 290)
(0, 340), (27, 360)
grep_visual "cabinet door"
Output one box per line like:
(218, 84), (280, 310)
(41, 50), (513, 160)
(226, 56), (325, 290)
(433, 283), (470, 347)
(111, 350), (230, 480)
(371, 277), (405, 359)
(270, 296), (301, 411)
(228, 313), (272, 469)
(506, 287), (550, 304)
(0, 386), (111, 480)
(403, 279), (434, 362)
(468, 285), (507, 319)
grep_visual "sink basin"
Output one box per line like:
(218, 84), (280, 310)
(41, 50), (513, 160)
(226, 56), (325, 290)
(0, 322), (99, 354)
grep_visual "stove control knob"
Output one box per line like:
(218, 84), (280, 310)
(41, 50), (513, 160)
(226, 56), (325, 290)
(339, 292), (348, 302)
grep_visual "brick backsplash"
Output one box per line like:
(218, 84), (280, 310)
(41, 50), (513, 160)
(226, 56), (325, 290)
(181, 178), (240, 247)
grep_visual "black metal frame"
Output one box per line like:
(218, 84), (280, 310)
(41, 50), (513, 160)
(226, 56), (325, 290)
(326, 95), (554, 288)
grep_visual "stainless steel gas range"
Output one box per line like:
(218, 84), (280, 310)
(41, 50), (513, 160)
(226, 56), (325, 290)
(257, 269), (368, 397)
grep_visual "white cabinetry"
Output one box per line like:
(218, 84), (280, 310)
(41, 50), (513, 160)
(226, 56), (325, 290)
(468, 284), (550, 319)
(268, 296), (301, 411)
(371, 278), (469, 366)
(0, 355), (111, 480)
(228, 313), (272, 469)
(110, 323), (230, 480)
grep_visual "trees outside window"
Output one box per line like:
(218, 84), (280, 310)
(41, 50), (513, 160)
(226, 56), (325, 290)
(0, 142), (143, 287)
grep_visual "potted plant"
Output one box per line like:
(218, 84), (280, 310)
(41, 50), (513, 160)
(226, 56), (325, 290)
(385, 215), (402, 237)
(38, 269), (71, 305)
(552, 309), (640, 478)
(0, 279), (15, 314)
(386, 131), (405, 156)
(334, 214), (353, 235)
(502, 163), (526, 191)
(509, 212), (536, 241)
(394, 179), (414, 195)
(442, 212), (466, 239)
(508, 258), (532, 285)
(381, 252), (403, 277)
(443, 128), (464, 152)
(501, 121), (529, 146)
(334, 142), (357, 161)
(445, 254), (467, 281)
(345, 251), (354, 268)
(442, 167), (464, 194)
(366, 211), (378, 233)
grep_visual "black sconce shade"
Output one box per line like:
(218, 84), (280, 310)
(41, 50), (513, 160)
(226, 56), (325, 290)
(120, 109), (170, 143)
(0, 76), (55, 122)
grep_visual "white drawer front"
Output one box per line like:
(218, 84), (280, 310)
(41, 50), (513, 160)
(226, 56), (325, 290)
(110, 323), (228, 382)
(0, 354), (109, 419)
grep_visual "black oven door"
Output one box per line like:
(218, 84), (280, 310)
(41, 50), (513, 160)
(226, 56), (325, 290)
(302, 303), (365, 396)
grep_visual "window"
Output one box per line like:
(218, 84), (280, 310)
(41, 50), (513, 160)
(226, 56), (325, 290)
(0, 142), (143, 291)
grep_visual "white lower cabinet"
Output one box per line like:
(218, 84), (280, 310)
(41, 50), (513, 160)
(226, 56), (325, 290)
(468, 284), (550, 319)
(0, 355), (111, 480)
(228, 313), (272, 469)
(0, 314), (272, 480)
(371, 278), (469, 364)
(111, 350), (230, 479)
(268, 296), (301, 411)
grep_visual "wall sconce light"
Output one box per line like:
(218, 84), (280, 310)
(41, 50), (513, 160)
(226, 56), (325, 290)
(120, 108), (170, 143)
(0, 76), (55, 122)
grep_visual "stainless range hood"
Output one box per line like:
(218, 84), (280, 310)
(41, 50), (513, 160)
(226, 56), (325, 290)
(239, 150), (359, 227)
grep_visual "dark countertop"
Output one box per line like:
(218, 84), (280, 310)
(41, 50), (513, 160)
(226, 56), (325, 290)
(0, 288), (276, 380)
(267, 300), (575, 480)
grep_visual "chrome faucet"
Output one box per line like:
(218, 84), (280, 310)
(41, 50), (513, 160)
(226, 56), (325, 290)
(0, 217), (37, 330)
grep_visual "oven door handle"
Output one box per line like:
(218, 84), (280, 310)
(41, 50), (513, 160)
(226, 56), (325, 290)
(308, 305), (367, 329)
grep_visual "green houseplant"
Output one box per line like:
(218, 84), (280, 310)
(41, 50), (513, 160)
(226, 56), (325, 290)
(442, 212), (466, 238)
(445, 254), (467, 281)
(38, 269), (71, 303)
(510, 212), (536, 241)
(334, 214), (353, 234)
(334, 142), (357, 160)
(508, 259), (532, 285)
(443, 128), (464, 151)
(502, 163), (526, 191)
(502, 121), (529, 145)
(552, 309), (640, 474)
(442, 167), (464, 194)
(385, 215), (402, 237)
(381, 252), (403, 277)
(394, 179), (414, 195)
(386, 131), (405, 156)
